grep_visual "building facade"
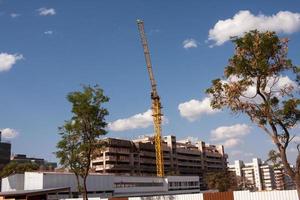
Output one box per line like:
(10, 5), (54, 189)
(228, 158), (295, 191)
(0, 133), (11, 172)
(91, 135), (227, 188)
(0, 132), (11, 191)
(2, 172), (200, 198)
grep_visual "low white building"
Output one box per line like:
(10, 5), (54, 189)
(2, 172), (200, 198)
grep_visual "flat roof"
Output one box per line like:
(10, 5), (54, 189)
(0, 187), (70, 197)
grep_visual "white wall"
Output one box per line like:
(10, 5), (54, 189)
(1, 174), (24, 191)
(24, 172), (43, 190)
(130, 193), (203, 200)
(114, 176), (167, 194)
(40, 172), (114, 192)
(128, 190), (299, 200)
(234, 190), (298, 200)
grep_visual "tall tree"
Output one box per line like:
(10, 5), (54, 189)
(204, 169), (237, 192)
(0, 161), (39, 178)
(56, 85), (109, 200)
(206, 30), (300, 197)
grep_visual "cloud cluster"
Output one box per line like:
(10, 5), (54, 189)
(0, 128), (18, 139)
(0, 53), (23, 72)
(211, 123), (251, 141)
(223, 138), (243, 148)
(108, 109), (168, 132)
(44, 30), (54, 35)
(211, 123), (251, 148)
(38, 7), (56, 16)
(178, 97), (219, 121)
(230, 150), (254, 157)
(183, 38), (198, 49)
(10, 13), (20, 18)
(108, 109), (153, 132)
(208, 10), (300, 46)
(108, 109), (164, 132)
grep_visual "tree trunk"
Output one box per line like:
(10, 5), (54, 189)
(279, 147), (300, 199)
(294, 173), (300, 200)
(75, 174), (81, 198)
(82, 176), (88, 200)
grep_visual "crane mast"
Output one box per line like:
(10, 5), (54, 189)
(137, 19), (164, 177)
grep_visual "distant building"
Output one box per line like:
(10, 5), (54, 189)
(273, 166), (295, 190)
(10, 154), (57, 169)
(91, 135), (227, 189)
(228, 158), (295, 191)
(0, 132), (12, 191)
(0, 132), (11, 171)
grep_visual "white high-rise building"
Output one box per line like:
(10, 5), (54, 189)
(228, 158), (295, 191)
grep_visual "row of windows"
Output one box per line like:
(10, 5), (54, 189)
(169, 181), (199, 187)
(114, 182), (164, 188)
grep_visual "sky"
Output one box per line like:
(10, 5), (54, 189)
(1, 0), (300, 164)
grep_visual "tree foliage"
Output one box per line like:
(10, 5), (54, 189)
(266, 149), (282, 168)
(0, 161), (39, 178)
(56, 85), (109, 200)
(204, 170), (237, 192)
(206, 30), (300, 195)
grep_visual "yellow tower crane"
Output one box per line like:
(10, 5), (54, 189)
(137, 19), (164, 177)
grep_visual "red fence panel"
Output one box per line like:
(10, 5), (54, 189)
(203, 191), (234, 200)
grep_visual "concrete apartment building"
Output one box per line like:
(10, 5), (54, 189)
(228, 158), (295, 191)
(91, 135), (227, 188)
(273, 167), (295, 190)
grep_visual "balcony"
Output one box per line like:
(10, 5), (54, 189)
(95, 164), (133, 171)
(104, 147), (131, 154)
(176, 148), (201, 155)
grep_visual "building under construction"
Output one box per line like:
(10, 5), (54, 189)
(91, 135), (227, 188)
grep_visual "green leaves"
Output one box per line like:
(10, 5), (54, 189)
(206, 30), (300, 189)
(207, 30), (299, 128)
(204, 170), (237, 192)
(225, 30), (290, 79)
(56, 85), (109, 195)
(0, 162), (39, 178)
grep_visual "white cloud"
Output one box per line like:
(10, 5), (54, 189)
(183, 38), (198, 49)
(44, 30), (53, 35)
(208, 10), (300, 46)
(230, 150), (254, 157)
(0, 128), (18, 139)
(37, 7), (56, 16)
(211, 123), (251, 141)
(10, 13), (20, 18)
(176, 76), (292, 122)
(0, 53), (23, 72)
(223, 138), (243, 148)
(108, 109), (168, 132)
(178, 97), (219, 121)
(230, 150), (243, 156)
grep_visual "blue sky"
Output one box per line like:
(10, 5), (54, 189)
(1, 0), (300, 163)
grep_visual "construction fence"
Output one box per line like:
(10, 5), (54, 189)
(62, 190), (299, 200)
